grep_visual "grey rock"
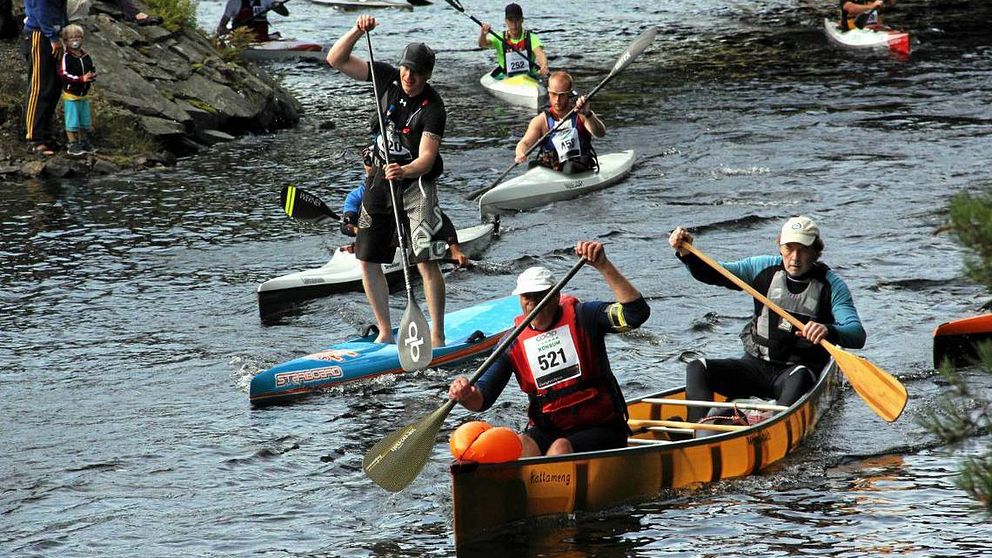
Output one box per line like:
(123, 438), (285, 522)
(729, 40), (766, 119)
(198, 130), (236, 145)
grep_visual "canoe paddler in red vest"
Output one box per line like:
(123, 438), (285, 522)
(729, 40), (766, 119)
(216, 0), (290, 41)
(515, 71), (605, 175)
(478, 3), (549, 80)
(447, 240), (651, 457)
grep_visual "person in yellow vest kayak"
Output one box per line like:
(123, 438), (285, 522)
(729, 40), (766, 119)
(448, 240), (650, 457)
(478, 3), (549, 80)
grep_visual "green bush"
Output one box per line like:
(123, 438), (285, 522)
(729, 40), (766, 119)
(142, 0), (198, 32)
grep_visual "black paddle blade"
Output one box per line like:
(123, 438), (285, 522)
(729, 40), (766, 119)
(363, 400), (456, 492)
(407, 0), (432, 5)
(442, 0), (464, 11)
(397, 295), (433, 371)
(280, 185), (340, 223)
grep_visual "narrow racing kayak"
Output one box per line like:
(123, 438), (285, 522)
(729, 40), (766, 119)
(479, 72), (546, 110)
(242, 38), (326, 61)
(933, 314), (992, 367)
(250, 295), (520, 404)
(257, 222), (497, 319)
(451, 359), (839, 546)
(822, 18), (910, 56)
(309, 0), (413, 9)
(478, 150), (635, 216)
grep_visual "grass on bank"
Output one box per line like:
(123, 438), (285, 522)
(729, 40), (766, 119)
(142, 0), (198, 32)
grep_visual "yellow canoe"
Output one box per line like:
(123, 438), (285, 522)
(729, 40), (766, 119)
(451, 360), (840, 546)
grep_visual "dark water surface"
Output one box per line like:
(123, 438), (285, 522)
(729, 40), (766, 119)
(3, 0), (992, 555)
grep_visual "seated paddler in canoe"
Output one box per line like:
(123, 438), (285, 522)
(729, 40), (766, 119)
(515, 71), (605, 175)
(839, 0), (890, 31)
(667, 216), (867, 424)
(479, 3), (549, 81)
(447, 240), (650, 457)
(216, 0), (290, 41)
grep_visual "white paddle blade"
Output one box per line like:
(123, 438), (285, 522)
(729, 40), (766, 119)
(398, 298), (433, 371)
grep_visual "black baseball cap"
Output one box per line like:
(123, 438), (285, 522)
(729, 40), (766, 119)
(505, 3), (523, 19)
(398, 43), (435, 76)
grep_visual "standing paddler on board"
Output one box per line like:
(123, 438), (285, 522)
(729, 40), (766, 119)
(447, 241), (650, 457)
(326, 15), (449, 348)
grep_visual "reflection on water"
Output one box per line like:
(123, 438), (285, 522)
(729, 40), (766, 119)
(2, 0), (992, 556)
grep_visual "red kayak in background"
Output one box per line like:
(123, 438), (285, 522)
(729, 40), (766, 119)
(932, 314), (992, 367)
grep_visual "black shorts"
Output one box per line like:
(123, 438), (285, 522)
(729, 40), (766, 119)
(355, 175), (445, 265)
(524, 419), (628, 454)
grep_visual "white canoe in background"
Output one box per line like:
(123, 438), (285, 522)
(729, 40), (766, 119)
(242, 38), (326, 61)
(310, 0), (413, 9)
(478, 150), (636, 216)
(479, 72), (546, 110)
(822, 18), (910, 56)
(257, 222), (497, 319)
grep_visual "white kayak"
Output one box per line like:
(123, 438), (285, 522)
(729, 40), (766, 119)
(309, 0), (413, 9)
(242, 38), (326, 61)
(478, 150), (636, 216)
(479, 72), (546, 110)
(822, 18), (910, 56)
(257, 222), (497, 319)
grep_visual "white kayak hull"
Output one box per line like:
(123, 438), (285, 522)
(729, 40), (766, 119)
(822, 18), (910, 55)
(309, 0), (412, 9)
(479, 72), (546, 110)
(257, 222), (496, 318)
(243, 38), (326, 61)
(479, 150), (636, 215)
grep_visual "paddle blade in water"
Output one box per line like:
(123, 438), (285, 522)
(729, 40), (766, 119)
(398, 295), (433, 372)
(280, 185), (340, 224)
(824, 342), (907, 422)
(363, 400), (456, 492)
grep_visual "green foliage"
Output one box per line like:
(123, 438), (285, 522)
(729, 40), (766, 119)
(143, 0), (198, 32)
(93, 106), (159, 155)
(920, 188), (992, 510)
(214, 27), (256, 63)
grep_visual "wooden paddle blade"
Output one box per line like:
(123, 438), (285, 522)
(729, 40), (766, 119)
(364, 400), (457, 492)
(823, 341), (907, 422)
(398, 296), (433, 372)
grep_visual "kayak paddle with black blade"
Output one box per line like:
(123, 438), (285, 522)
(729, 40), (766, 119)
(443, 0), (542, 77)
(465, 26), (659, 201)
(682, 242), (908, 422)
(363, 258), (587, 492)
(365, 31), (433, 372)
(281, 185), (340, 223)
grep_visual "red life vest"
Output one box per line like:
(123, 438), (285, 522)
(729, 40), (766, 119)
(234, 0), (269, 41)
(508, 295), (622, 430)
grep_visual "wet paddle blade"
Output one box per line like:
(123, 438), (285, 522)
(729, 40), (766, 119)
(397, 294), (433, 372)
(406, 0), (432, 5)
(280, 185), (340, 224)
(607, 26), (659, 77)
(363, 400), (456, 492)
(824, 342), (907, 422)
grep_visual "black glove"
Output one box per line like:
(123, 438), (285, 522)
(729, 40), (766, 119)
(341, 211), (358, 237)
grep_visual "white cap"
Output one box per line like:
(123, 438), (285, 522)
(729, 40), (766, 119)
(512, 266), (557, 295)
(780, 216), (819, 246)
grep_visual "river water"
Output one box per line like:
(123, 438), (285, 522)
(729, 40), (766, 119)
(3, 0), (992, 556)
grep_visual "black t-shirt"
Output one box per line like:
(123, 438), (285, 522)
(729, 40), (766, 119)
(366, 61), (446, 184)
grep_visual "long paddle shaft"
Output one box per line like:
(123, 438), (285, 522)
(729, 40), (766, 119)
(681, 242), (907, 422)
(280, 185), (340, 223)
(366, 31), (432, 372)
(363, 258), (587, 492)
(465, 26), (659, 202)
(443, 0), (541, 75)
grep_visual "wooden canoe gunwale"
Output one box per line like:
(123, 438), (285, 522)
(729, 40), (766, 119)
(451, 359), (841, 547)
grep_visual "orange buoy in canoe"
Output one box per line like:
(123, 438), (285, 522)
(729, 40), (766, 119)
(450, 421), (522, 463)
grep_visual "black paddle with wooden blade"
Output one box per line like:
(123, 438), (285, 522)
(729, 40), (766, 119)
(443, 0), (542, 77)
(280, 185), (340, 223)
(681, 242), (908, 422)
(464, 26), (659, 202)
(363, 258), (587, 492)
(365, 31), (433, 372)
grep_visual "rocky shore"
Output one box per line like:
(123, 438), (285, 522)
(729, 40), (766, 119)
(0, 1), (302, 180)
